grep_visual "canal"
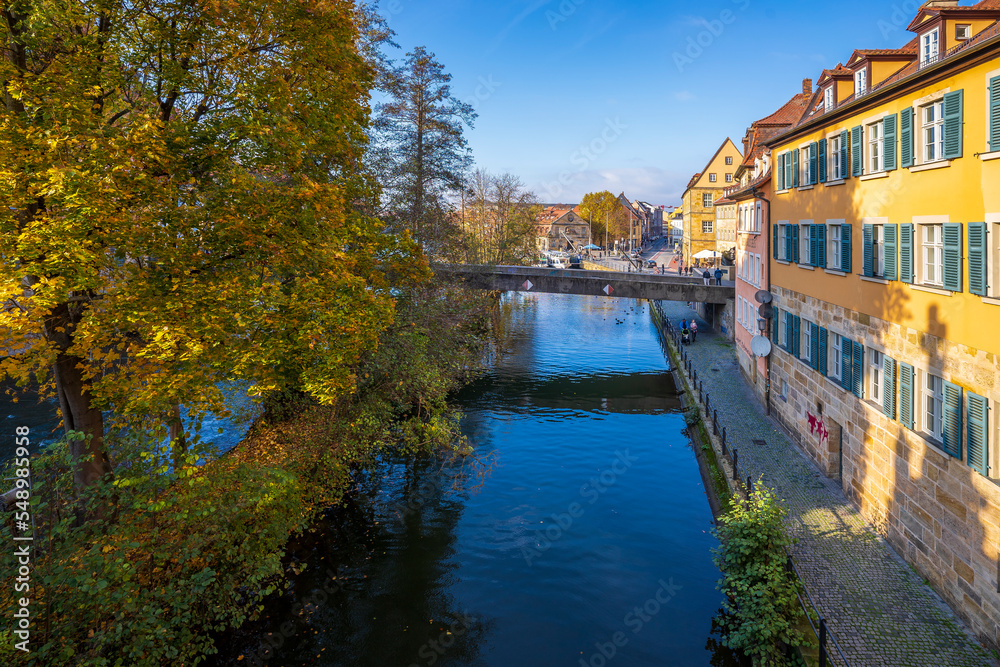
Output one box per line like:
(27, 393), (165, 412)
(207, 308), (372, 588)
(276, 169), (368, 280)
(213, 293), (735, 667)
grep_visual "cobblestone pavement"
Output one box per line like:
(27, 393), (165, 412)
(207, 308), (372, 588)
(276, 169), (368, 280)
(656, 301), (998, 667)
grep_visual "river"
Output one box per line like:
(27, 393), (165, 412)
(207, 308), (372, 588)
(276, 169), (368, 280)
(211, 293), (737, 667)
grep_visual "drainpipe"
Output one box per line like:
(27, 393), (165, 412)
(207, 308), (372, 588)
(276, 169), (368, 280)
(753, 188), (772, 417)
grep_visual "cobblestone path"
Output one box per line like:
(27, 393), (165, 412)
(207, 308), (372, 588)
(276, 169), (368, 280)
(656, 301), (997, 667)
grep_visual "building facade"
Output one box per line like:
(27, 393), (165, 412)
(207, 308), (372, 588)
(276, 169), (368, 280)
(681, 138), (744, 267)
(535, 206), (590, 253)
(764, 2), (1000, 649)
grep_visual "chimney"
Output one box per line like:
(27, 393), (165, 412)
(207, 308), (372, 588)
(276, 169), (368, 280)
(802, 78), (813, 95)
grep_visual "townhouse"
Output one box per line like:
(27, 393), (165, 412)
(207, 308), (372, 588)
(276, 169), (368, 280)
(762, 0), (1000, 648)
(681, 138), (744, 267)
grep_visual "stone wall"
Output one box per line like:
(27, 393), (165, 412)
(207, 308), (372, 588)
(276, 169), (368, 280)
(767, 285), (1000, 652)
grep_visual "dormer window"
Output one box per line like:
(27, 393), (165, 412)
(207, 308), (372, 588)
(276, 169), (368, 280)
(921, 28), (939, 67)
(855, 69), (867, 96)
(955, 24), (970, 41)
(823, 86), (834, 112)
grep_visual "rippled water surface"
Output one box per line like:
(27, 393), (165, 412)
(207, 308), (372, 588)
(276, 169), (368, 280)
(216, 294), (733, 667)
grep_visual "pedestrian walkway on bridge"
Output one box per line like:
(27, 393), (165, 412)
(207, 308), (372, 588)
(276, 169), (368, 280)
(655, 301), (997, 667)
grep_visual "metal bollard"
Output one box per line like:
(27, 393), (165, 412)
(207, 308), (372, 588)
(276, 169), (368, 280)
(747, 476), (753, 494)
(732, 449), (738, 481)
(721, 427), (727, 456)
(819, 619), (827, 667)
(713, 410), (718, 435)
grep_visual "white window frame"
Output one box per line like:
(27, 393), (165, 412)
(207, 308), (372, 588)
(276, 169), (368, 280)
(801, 321), (812, 362)
(800, 223), (812, 263)
(867, 120), (884, 174)
(702, 193), (714, 207)
(873, 224), (885, 277)
(856, 68), (867, 96)
(725, 173), (733, 183)
(702, 219), (713, 234)
(709, 173), (717, 183)
(827, 224), (842, 270)
(921, 223), (944, 287)
(725, 156), (733, 165)
(829, 134), (843, 180)
(869, 349), (884, 404)
(990, 220), (1000, 298)
(923, 372), (944, 441)
(956, 24), (970, 41)
(829, 333), (843, 381)
(778, 311), (788, 347)
(921, 28), (940, 68)
(920, 99), (946, 164)
(824, 86), (834, 112)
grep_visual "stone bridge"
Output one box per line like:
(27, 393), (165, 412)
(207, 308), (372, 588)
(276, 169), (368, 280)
(433, 265), (734, 304)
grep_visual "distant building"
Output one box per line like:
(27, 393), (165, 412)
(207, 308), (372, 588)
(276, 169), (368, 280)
(681, 138), (744, 267)
(534, 205), (590, 253)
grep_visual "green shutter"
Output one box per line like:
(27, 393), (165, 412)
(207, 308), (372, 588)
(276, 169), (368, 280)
(792, 315), (801, 358)
(841, 224), (852, 273)
(771, 307), (780, 343)
(900, 107), (914, 168)
(990, 75), (1000, 152)
(942, 381), (963, 459)
(968, 222), (987, 296)
(809, 142), (818, 184)
(840, 129), (850, 178)
(785, 225), (793, 260)
(852, 343), (864, 399)
(792, 148), (800, 188)
(900, 223), (914, 284)
(884, 224), (897, 281)
(842, 339), (853, 391)
(967, 392), (990, 476)
(818, 327), (828, 375)
(785, 152), (794, 189)
(882, 356), (896, 419)
(791, 224), (800, 264)
(818, 138), (827, 183)
(883, 114), (897, 171)
(776, 153), (784, 190)
(772, 223), (779, 259)
(785, 312), (794, 352)
(943, 222), (962, 292)
(810, 323), (820, 369)
(851, 126), (863, 176)
(942, 89), (964, 160)
(816, 224), (826, 269)
(900, 362), (915, 430)
(863, 224), (874, 277)
(809, 224), (819, 267)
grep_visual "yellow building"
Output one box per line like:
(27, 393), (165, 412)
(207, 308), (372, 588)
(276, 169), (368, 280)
(765, 0), (1000, 648)
(680, 138), (743, 267)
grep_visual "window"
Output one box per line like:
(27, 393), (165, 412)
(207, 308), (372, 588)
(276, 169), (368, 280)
(855, 68), (867, 96)
(829, 134), (843, 180)
(869, 349), (884, 404)
(956, 24), (970, 41)
(868, 121), (884, 173)
(778, 311), (788, 347)
(800, 224), (812, 263)
(921, 28), (939, 67)
(702, 193), (714, 207)
(921, 224), (943, 286)
(924, 373), (944, 440)
(873, 225), (885, 277)
(921, 100), (945, 163)
(725, 156), (733, 165)
(991, 222), (1000, 298)
(777, 223), (791, 261)
(709, 173), (717, 182)
(829, 333), (843, 381)
(827, 225), (842, 270)
(799, 146), (810, 186)
(702, 220), (713, 234)
(801, 321), (812, 362)
(824, 87), (833, 112)
(725, 173), (733, 183)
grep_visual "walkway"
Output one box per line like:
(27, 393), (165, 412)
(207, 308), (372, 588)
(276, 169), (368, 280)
(656, 301), (997, 667)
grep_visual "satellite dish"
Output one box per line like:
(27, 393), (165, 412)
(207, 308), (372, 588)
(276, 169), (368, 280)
(755, 290), (773, 304)
(751, 336), (772, 358)
(758, 303), (774, 319)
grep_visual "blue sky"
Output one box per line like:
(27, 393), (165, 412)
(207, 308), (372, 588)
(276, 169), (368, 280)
(378, 0), (927, 205)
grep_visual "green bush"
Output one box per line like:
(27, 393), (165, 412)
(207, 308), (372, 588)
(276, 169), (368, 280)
(713, 484), (812, 666)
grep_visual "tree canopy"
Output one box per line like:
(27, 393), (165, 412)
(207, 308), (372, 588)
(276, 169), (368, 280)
(0, 0), (423, 490)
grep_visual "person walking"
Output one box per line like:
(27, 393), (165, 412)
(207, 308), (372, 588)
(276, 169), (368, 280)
(714, 267), (723, 285)
(681, 319), (688, 331)
(690, 319), (698, 342)
(702, 269), (711, 286)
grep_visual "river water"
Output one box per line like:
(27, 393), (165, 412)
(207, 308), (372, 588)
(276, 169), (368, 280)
(214, 293), (736, 667)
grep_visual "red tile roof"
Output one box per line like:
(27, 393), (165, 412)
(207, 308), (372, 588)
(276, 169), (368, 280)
(686, 173), (701, 189)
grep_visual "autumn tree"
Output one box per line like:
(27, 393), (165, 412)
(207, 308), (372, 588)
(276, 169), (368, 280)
(372, 46), (475, 256)
(459, 169), (539, 265)
(579, 190), (627, 246)
(0, 0), (422, 494)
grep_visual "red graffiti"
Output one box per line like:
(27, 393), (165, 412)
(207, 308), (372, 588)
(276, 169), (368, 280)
(807, 412), (829, 441)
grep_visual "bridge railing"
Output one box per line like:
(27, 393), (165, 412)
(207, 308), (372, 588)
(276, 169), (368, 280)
(656, 305), (852, 667)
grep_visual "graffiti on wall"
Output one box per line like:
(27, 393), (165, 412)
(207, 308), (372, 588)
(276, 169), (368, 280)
(807, 412), (829, 442)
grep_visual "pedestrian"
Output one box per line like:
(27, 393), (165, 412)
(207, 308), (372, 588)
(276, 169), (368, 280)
(714, 267), (723, 285)
(681, 319), (688, 330)
(690, 319), (698, 342)
(703, 269), (711, 286)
